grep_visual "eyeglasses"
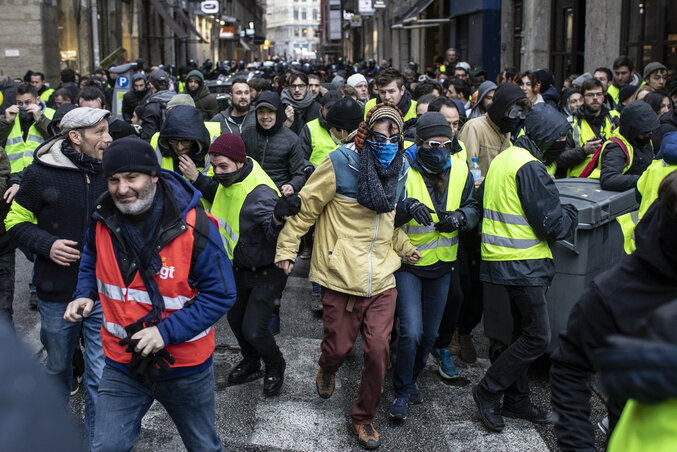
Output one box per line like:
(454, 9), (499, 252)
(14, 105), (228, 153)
(169, 138), (193, 147)
(584, 92), (604, 98)
(424, 140), (453, 149)
(371, 132), (403, 143)
(290, 84), (307, 91)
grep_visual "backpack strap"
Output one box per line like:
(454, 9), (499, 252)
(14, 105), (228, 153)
(607, 137), (630, 166)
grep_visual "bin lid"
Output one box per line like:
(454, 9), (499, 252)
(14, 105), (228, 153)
(555, 178), (638, 227)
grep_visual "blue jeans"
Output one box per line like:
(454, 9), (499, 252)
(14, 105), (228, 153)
(393, 271), (451, 398)
(38, 299), (105, 451)
(92, 364), (224, 452)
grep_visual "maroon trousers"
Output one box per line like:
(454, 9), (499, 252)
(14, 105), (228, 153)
(318, 286), (397, 424)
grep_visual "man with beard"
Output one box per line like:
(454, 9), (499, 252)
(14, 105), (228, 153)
(211, 78), (255, 137)
(242, 91), (306, 196)
(474, 103), (578, 433)
(607, 56), (637, 107)
(559, 78), (620, 177)
(64, 136), (236, 451)
(275, 103), (421, 450)
(459, 84), (531, 178)
(0, 83), (54, 172)
(122, 73), (149, 124)
(363, 68), (418, 122)
(204, 133), (300, 397)
(468, 81), (497, 120)
(4, 107), (112, 450)
(185, 70), (219, 121)
(280, 72), (321, 135)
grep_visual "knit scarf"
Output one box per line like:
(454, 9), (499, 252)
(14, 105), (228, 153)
(357, 140), (403, 213)
(61, 140), (103, 174)
(280, 88), (315, 110)
(115, 181), (166, 325)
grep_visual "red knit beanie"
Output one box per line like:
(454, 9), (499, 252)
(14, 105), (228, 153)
(208, 133), (247, 163)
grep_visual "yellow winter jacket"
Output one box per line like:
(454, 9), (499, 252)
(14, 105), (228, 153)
(275, 144), (417, 297)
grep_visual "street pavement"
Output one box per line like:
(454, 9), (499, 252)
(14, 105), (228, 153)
(11, 252), (609, 451)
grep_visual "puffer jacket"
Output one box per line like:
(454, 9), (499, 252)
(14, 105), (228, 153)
(276, 143), (417, 297)
(186, 70), (219, 121)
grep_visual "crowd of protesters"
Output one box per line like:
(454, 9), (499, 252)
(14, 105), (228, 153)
(0, 47), (675, 451)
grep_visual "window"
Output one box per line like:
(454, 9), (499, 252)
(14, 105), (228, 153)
(313, 8), (318, 20)
(295, 28), (300, 37)
(294, 8), (298, 20)
(550, 0), (585, 88)
(302, 8), (307, 20)
(622, 0), (677, 71)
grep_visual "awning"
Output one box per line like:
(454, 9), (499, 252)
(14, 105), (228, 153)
(148, 0), (188, 39)
(396, 0), (434, 24)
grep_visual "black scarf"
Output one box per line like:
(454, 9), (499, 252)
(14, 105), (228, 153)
(575, 104), (609, 128)
(61, 140), (103, 174)
(375, 90), (413, 117)
(356, 142), (403, 213)
(115, 181), (166, 325)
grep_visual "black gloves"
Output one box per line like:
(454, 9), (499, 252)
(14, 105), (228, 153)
(274, 193), (302, 221)
(406, 198), (435, 226)
(435, 210), (466, 233)
(118, 321), (175, 386)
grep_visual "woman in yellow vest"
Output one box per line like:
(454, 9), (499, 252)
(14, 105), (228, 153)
(389, 112), (479, 421)
(205, 133), (301, 397)
(476, 103), (578, 432)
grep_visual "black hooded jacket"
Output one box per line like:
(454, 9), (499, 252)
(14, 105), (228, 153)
(600, 101), (659, 192)
(559, 104), (619, 172)
(242, 91), (306, 192)
(157, 105), (218, 198)
(652, 109), (677, 154)
(550, 199), (677, 452)
(121, 73), (148, 123)
(479, 103), (578, 286)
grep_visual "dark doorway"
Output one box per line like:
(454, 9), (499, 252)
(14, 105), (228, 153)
(550, 0), (586, 88)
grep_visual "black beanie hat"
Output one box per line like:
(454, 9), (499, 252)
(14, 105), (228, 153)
(326, 97), (363, 132)
(103, 136), (161, 177)
(487, 84), (527, 125)
(416, 112), (453, 140)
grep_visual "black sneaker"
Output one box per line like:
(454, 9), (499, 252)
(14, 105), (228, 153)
(29, 292), (38, 311)
(70, 375), (82, 396)
(227, 358), (261, 385)
(502, 401), (554, 424)
(472, 385), (505, 432)
(263, 357), (286, 396)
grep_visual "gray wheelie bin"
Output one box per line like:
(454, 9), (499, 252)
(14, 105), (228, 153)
(482, 178), (639, 353)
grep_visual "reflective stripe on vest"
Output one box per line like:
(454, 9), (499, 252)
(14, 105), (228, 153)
(5, 108), (55, 172)
(568, 112), (619, 177)
(481, 145), (553, 261)
(307, 118), (339, 166)
(95, 208), (215, 367)
(401, 159), (468, 265)
(210, 158), (280, 260)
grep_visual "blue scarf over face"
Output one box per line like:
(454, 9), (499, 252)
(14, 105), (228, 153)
(115, 181), (166, 325)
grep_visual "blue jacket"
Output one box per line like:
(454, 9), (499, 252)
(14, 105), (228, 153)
(74, 170), (236, 362)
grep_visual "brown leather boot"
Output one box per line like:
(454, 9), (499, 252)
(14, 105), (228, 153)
(351, 422), (381, 449)
(316, 368), (335, 399)
(458, 333), (477, 363)
(449, 328), (460, 355)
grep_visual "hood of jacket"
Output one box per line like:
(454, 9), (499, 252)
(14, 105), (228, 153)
(255, 90), (286, 136)
(147, 89), (176, 106)
(516, 103), (570, 159)
(542, 85), (560, 105)
(659, 131), (677, 164)
(487, 83), (526, 125)
(559, 87), (580, 115)
(619, 100), (660, 141)
(158, 105), (211, 160)
(33, 136), (83, 171)
(469, 81), (497, 119)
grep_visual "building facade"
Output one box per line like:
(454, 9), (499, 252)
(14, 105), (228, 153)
(266, 0), (321, 59)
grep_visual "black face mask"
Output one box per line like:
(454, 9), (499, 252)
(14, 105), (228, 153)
(18, 107), (33, 122)
(417, 145), (450, 174)
(213, 167), (244, 187)
(632, 136), (651, 149)
(544, 140), (566, 163)
(497, 116), (522, 134)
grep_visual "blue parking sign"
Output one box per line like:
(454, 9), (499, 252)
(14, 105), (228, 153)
(117, 76), (129, 88)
